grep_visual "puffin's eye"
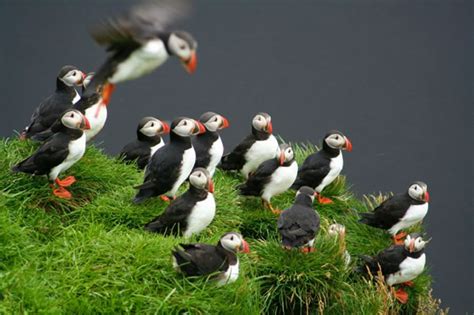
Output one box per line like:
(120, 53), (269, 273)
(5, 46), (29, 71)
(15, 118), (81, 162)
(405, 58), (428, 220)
(214, 117), (218, 122)
(150, 123), (154, 127)
(335, 136), (339, 140)
(179, 44), (186, 50)
(183, 121), (187, 126)
(72, 71), (76, 76)
(230, 236), (234, 241)
(70, 113), (74, 118)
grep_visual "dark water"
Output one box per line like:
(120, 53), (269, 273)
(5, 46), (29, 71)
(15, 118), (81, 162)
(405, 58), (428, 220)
(0, 0), (471, 312)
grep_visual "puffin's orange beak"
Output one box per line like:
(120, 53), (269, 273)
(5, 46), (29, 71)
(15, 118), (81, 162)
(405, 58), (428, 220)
(266, 121), (273, 134)
(279, 151), (285, 166)
(81, 116), (91, 130)
(220, 116), (230, 129)
(344, 137), (353, 152)
(240, 240), (250, 253)
(208, 179), (214, 193)
(423, 191), (430, 202)
(409, 239), (415, 253)
(184, 51), (197, 74)
(161, 122), (170, 134)
(194, 121), (206, 134)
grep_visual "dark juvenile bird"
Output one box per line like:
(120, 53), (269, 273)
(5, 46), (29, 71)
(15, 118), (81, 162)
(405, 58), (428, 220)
(119, 116), (170, 169)
(359, 181), (429, 244)
(12, 109), (90, 199)
(172, 232), (250, 286)
(88, 0), (198, 106)
(144, 168), (215, 238)
(357, 233), (428, 304)
(193, 112), (229, 177)
(238, 143), (298, 214)
(133, 117), (205, 203)
(21, 65), (85, 141)
(292, 130), (352, 204)
(277, 186), (320, 253)
(220, 112), (278, 179)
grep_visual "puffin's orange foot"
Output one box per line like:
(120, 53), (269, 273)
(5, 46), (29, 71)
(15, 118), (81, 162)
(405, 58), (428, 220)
(318, 195), (333, 204)
(53, 187), (72, 199)
(102, 83), (115, 105)
(300, 247), (315, 254)
(393, 232), (407, 244)
(403, 281), (414, 287)
(160, 195), (175, 202)
(394, 287), (409, 304)
(55, 176), (76, 187)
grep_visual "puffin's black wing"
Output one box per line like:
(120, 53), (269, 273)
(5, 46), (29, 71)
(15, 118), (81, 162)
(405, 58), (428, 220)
(238, 158), (279, 196)
(193, 133), (217, 169)
(277, 205), (320, 247)
(172, 244), (228, 276)
(220, 134), (255, 171)
(292, 152), (330, 189)
(118, 140), (151, 169)
(361, 245), (406, 276)
(12, 134), (70, 176)
(359, 194), (412, 229)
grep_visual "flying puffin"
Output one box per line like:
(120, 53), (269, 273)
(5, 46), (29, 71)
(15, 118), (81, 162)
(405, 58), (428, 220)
(12, 109), (90, 199)
(172, 232), (250, 286)
(193, 112), (230, 177)
(144, 168), (215, 237)
(133, 117), (205, 203)
(20, 65), (85, 141)
(292, 130), (352, 204)
(328, 223), (351, 266)
(88, 0), (197, 107)
(277, 186), (320, 253)
(357, 233), (428, 304)
(118, 116), (170, 169)
(220, 112), (279, 179)
(359, 181), (429, 244)
(238, 143), (298, 214)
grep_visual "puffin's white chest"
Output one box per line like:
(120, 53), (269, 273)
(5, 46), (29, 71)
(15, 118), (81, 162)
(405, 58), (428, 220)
(207, 137), (224, 177)
(72, 90), (80, 104)
(150, 141), (165, 157)
(243, 135), (279, 178)
(217, 260), (240, 286)
(386, 253), (426, 286)
(183, 193), (216, 238)
(109, 40), (169, 84)
(262, 161), (298, 201)
(315, 152), (343, 192)
(84, 103), (108, 142)
(48, 133), (86, 180)
(168, 147), (196, 197)
(388, 203), (429, 235)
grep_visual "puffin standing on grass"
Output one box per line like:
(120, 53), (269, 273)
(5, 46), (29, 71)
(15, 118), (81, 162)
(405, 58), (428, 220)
(88, 0), (198, 107)
(20, 65), (85, 140)
(172, 232), (250, 286)
(193, 112), (229, 177)
(357, 233), (428, 304)
(359, 181), (429, 244)
(12, 109), (90, 199)
(144, 168), (215, 237)
(119, 116), (170, 169)
(238, 143), (298, 214)
(133, 117), (205, 203)
(292, 130), (352, 204)
(220, 112), (278, 179)
(277, 186), (320, 253)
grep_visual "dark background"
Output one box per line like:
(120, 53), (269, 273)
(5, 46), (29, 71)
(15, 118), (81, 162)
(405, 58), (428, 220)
(0, 0), (472, 312)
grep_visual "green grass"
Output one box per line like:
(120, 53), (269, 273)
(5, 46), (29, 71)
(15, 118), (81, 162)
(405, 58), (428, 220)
(0, 139), (443, 314)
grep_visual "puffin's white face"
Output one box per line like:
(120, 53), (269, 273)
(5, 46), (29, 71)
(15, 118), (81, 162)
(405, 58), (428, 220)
(404, 234), (428, 253)
(60, 69), (85, 87)
(282, 146), (294, 163)
(172, 118), (205, 137)
(140, 119), (169, 137)
(328, 223), (346, 238)
(325, 132), (352, 151)
(408, 182), (429, 202)
(82, 72), (94, 90)
(203, 114), (229, 132)
(220, 232), (250, 253)
(168, 32), (197, 74)
(252, 113), (272, 133)
(61, 110), (90, 130)
(189, 168), (213, 192)
(296, 186), (316, 202)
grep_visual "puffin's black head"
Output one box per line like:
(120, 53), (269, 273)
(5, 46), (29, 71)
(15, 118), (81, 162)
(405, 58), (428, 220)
(171, 117), (205, 137)
(407, 181), (429, 203)
(404, 233), (429, 253)
(138, 116), (170, 138)
(252, 112), (273, 134)
(167, 31), (198, 74)
(60, 109), (90, 131)
(323, 130), (352, 152)
(296, 186), (316, 203)
(189, 168), (214, 193)
(199, 112), (230, 132)
(58, 65), (85, 87)
(219, 232), (250, 254)
(277, 143), (295, 166)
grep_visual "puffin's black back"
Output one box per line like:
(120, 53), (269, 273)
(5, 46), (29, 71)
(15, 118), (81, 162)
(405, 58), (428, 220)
(193, 131), (219, 169)
(238, 158), (280, 196)
(172, 243), (234, 276)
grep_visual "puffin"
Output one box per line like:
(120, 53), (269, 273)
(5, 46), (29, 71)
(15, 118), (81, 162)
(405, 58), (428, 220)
(277, 186), (320, 253)
(193, 112), (230, 177)
(118, 116), (170, 169)
(81, 72), (95, 94)
(172, 232), (250, 286)
(328, 223), (351, 266)
(20, 65), (85, 141)
(292, 130), (352, 204)
(238, 143), (298, 214)
(357, 233), (428, 304)
(144, 168), (215, 237)
(133, 117), (205, 203)
(88, 0), (198, 106)
(12, 109), (90, 199)
(359, 181), (430, 244)
(219, 112), (279, 179)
